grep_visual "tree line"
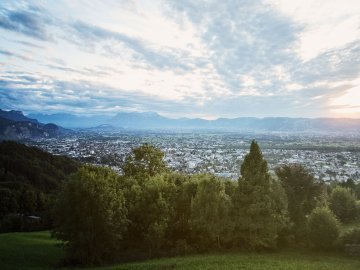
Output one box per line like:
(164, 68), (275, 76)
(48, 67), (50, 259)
(51, 141), (360, 265)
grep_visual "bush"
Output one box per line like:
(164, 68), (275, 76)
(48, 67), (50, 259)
(342, 228), (360, 245)
(329, 186), (357, 223)
(53, 166), (128, 265)
(0, 214), (23, 232)
(342, 228), (360, 256)
(355, 201), (360, 221)
(307, 207), (340, 250)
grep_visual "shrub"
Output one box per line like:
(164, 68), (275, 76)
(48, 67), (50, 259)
(329, 186), (357, 223)
(355, 201), (360, 221)
(342, 228), (360, 245)
(307, 207), (340, 250)
(342, 228), (360, 256)
(0, 214), (23, 232)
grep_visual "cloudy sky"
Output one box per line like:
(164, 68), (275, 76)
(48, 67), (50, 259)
(0, 0), (360, 119)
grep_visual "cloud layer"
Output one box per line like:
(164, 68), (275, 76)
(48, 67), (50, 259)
(0, 0), (359, 118)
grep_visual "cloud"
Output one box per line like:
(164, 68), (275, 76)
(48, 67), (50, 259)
(12, 39), (44, 49)
(266, 0), (360, 61)
(0, 49), (30, 61)
(0, 4), (52, 40)
(0, 0), (359, 118)
(167, 0), (302, 95)
(294, 41), (360, 84)
(0, 72), (194, 115)
(69, 21), (191, 71)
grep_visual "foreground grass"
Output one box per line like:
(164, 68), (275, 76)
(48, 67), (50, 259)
(1, 232), (360, 270)
(0, 231), (64, 270)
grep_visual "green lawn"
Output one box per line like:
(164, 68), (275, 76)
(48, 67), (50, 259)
(0, 231), (64, 270)
(1, 231), (360, 270)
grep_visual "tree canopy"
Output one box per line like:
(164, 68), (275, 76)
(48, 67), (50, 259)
(276, 164), (322, 241)
(122, 143), (167, 179)
(53, 165), (128, 265)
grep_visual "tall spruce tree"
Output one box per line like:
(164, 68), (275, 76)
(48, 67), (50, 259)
(233, 140), (287, 249)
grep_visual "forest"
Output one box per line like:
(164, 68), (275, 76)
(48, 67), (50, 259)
(1, 140), (360, 266)
(0, 141), (79, 231)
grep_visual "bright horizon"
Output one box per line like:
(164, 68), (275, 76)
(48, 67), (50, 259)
(1, 0), (360, 119)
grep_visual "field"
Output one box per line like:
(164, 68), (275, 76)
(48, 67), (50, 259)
(1, 231), (360, 270)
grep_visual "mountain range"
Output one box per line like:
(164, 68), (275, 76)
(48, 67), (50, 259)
(0, 110), (70, 140)
(28, 111), (360, 133)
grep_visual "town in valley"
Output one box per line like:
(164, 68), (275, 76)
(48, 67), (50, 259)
(28, 131), (360, 183)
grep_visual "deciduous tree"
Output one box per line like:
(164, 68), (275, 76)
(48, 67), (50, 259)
(122, 143), (167, 180)
(53, 166), (128, 265)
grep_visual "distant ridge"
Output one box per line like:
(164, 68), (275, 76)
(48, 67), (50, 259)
(28, 113), (109, 128)
(27, 111), (360, 133)
(0, 109), (38, 123)
(0, 110), (71, 140)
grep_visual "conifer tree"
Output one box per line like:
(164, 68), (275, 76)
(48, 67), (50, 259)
(233, 140), (287, 249)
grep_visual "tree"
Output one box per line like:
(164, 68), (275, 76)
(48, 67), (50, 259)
(20, 189), (37, 215)
(164, 173), (196, 251)
(122, 144), (167, 180)
(53, 166), (128, 265)
(190, 174), (232, 250)
(340, 178), (356, 191)
(122, 173), (175, 255)
(140, 175), (174, 255)
(0, 188), (18, 218)
(308, 207), (340, 250)
(329, 186), (357, 223)
(233, 140), (287, 249)
(275, 164), (321, 241)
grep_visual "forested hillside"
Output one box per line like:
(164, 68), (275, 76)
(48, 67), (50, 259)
(0, 141), (80, 232)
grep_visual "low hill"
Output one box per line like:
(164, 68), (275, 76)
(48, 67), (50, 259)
(0, 141), (79, 193)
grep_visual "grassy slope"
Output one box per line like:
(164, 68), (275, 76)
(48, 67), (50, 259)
(0, 232), (360, 270)
(0, 231), (64, 270)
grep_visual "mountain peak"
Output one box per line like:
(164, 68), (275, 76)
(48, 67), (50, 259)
(10, 110), (24, 115)
(0, 109), (38, 123)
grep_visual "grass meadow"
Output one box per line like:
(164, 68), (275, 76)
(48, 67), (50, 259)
(1, 231), (360, 270)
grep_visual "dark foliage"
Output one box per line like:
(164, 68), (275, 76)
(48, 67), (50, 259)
(276, 164), (323, 243)
(0, 141), (79, 232)
(53, 165), (128, 265)
(307, 207), (340, 250)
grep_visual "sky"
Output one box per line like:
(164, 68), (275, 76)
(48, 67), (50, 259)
(0, 0), (360, 119)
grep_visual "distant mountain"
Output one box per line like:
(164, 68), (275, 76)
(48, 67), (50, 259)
(111, 112), (174, 129)
(82, 124), (124, 132)
(0, 110), (71, 140)
(28, 113), (110, 128)
(25, 111), (360, 133)
(0, 109), (38, 123)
